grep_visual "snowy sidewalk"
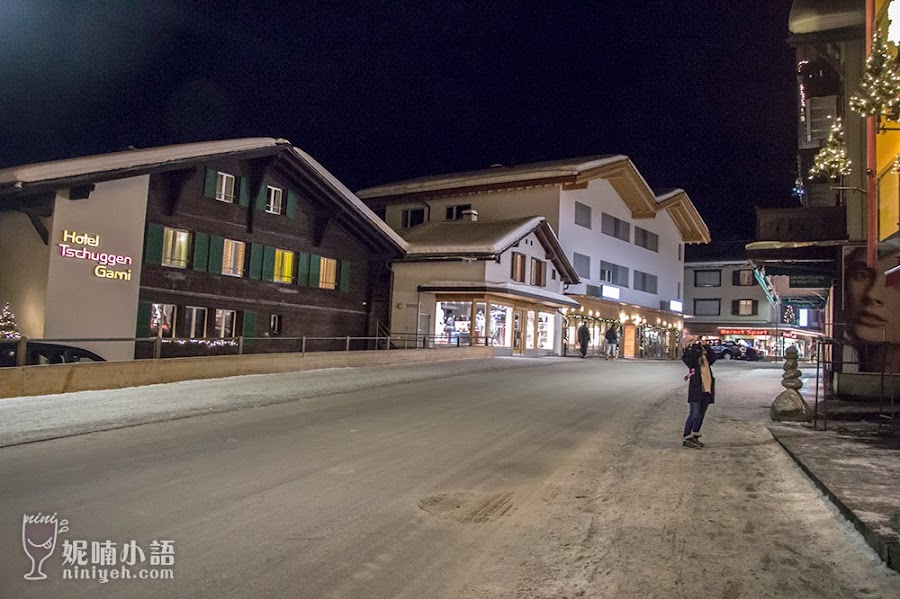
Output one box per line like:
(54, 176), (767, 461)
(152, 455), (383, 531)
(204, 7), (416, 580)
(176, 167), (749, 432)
(0, 357), (549, 448)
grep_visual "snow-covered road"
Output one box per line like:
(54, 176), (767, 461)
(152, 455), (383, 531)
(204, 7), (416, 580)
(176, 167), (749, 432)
(0, 357), (897, 598)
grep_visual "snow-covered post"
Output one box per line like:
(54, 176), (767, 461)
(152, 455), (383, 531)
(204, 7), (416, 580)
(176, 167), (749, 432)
(771, 346), (813, 421)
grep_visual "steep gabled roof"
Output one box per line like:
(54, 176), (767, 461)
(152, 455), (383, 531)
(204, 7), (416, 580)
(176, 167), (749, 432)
(400, 216), (579, 284)
(357, 154), (659, 217)
(0, 138), (408, 254)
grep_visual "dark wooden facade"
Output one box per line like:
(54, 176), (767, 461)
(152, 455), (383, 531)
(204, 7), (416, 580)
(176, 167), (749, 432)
(137, 147), (401, 356)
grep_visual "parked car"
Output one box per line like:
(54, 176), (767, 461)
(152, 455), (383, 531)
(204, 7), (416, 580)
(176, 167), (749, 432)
(709, 340), (748, 361)
(0, 341), (106, 367)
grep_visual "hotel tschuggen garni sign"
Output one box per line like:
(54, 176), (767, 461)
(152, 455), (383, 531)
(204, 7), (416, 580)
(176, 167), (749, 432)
(57, 229), (134, 281)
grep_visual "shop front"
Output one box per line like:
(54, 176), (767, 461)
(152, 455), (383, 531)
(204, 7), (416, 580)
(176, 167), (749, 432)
(716, 326), (822, 360)
(430, 292), (572, 355)
(563, 296), (683, 359)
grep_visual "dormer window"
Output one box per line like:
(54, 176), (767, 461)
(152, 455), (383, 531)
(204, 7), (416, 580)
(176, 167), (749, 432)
(266, 186), (283, 215)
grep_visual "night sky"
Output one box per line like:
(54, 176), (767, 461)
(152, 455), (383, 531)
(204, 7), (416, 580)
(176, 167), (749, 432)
(0, 1), (797, 242)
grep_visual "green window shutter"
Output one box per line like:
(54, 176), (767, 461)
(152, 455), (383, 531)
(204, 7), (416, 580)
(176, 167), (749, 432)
(255, 184), (267, 211)
(192, 232), (210, 272)
(262, 246), (276, 281)
(208, 235), (224, 275)
(296, 252), (310, 286)
(242, 310), (257, 337)
(339, 260), (351, 292)
(308, 254), (321, 288)
(136, 301), (152, 337)
(144, 222), (164, 265)
(286, 190), (298, 218)
(249, 243), (264, 280)
(204, 167), (218, 198)
(238, 177), (251, 207)
(731, 300), (739, 316)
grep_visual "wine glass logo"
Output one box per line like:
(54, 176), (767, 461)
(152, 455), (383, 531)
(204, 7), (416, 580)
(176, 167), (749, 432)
(22, 513), (68, 581)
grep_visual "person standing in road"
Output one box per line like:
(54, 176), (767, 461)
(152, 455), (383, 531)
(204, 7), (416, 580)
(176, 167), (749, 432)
(577, 322), (590, 358)
(681, 332), (717, 449)
(604, 325), (619, 360)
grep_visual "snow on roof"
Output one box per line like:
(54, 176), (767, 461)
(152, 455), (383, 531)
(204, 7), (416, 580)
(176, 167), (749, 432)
(357, 155), (626, 199)
(654, 188), (683, 203)
(288, 147), (408, 252)
(401, 217), (543, 256)
(0, 138), (290, 188)
(788, 0), (863, 35)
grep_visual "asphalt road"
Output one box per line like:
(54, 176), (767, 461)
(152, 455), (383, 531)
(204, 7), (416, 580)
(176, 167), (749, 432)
(1, 358), (898, 598)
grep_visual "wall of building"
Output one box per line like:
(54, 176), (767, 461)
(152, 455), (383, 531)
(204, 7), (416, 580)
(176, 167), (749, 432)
(44, 177), (150, 360)
(0, 211), (51, 338)
(390, 260), (486, 338)
(559, 179), (685, 311)
(683, 262), (776, 328)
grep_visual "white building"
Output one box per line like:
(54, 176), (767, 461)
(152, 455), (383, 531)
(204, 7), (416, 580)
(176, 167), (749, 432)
(359, 156), (710, 358)
(683, 258), (825, 357)
(391, 212), (579, 356)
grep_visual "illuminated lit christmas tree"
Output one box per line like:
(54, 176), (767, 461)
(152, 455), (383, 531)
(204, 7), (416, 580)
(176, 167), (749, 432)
(809, 118), (852, 181)
(782, 305), (796, 326)
(850, 28), (900, 120)
(0, 303), (21, 339)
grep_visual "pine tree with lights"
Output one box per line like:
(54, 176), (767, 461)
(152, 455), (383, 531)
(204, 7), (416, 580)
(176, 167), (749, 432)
(0, 303), (21, 339)
(850, 28), (900, 120)
(809, 118), (852, 181)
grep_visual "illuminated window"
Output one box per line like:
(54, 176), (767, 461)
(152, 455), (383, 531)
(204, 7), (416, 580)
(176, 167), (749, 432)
(216, 172), (235, 203)
(274, 249), (294, 283)
(222, 239), (245, 277)
(319, 257), (338, 289)
(162, 227), (190, 268)
(215, 309), (236, 338)
(734, 299), (758, 316)
(266, 186), (283, 215)
(511, 252), (526, 282)
(184, 306), (207, 338)
(150, 303), (176, 338)
(733, 269), (755, 286)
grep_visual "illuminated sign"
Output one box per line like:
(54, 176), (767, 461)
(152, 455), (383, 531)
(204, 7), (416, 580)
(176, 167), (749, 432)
(719, 328), (769, 336)
(668, 300), (683, 313)
(601, 285), (620, 299)
(57, 229), (133, 281)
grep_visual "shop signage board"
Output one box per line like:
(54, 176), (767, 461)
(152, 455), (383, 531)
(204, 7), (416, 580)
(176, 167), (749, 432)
(719, 328), (769, 336)
(788, 273), (831, 288)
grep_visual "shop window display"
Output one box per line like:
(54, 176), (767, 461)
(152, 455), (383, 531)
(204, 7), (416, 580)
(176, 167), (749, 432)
(491, 305), (512, 347)
(435, 301), (472, 345)
(537, 312), (554, 350)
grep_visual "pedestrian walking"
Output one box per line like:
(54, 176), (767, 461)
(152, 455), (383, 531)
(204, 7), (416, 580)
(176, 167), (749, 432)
(604, 325), (618, 360)
(577, 322), (590, 358)
(681, 332), (717, 449)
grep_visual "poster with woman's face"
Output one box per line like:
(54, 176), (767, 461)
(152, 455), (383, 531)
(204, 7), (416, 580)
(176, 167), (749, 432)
(842, 246), (900, 364)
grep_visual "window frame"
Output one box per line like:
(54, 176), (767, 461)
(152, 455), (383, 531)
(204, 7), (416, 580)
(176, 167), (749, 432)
(401, 208), (425, 228)
(634, 227), (659, 252)
(693, 298), (721, 316)
(733, 269), (755, 286)
(150, 303), (177, 338)
(445, 204), (471, 220)
(601, 213), (630, 242)
(573, 252), (591, 279)
(184, 306), (208, 338)
(694, 269), (722, 288)
(270, 313), (283, 336)
(161, 227), (191, 268)
(634, 270), (658, 294)
(530, 258), (545, 287)
(221, 239), (246, 277)
(214, 308), (236, 338)
(215, 172), (235, 203)
(574, 201), (592, 229)
(511, 252), (526, 283)
(274, 248), (295, 283)
(266, 186), (284, 215)
(319, 256), (338, 289)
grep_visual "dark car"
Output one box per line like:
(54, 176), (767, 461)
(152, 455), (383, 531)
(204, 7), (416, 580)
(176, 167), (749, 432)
(0, 341), (106, 367)
(709, 340), (746, 361)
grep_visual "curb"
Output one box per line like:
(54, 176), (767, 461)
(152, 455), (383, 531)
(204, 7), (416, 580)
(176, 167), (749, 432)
(771, 433), (900, 574)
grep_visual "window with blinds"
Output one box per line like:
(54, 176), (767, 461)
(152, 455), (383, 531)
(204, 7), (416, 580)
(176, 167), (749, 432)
(274, 249), (294, 283)
(222, 239), (246, 277)
(162, 227), (191, 268)
(319, 257), (338, 289)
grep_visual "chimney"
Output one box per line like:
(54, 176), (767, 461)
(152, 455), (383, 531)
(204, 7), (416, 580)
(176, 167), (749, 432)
(461, 209), (478, 222)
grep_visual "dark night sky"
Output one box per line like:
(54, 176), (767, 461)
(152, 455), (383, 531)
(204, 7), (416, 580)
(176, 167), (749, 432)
(0, 1), (797, 242)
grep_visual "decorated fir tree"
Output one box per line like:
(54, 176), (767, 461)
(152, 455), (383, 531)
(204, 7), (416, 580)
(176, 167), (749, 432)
(809, 118), (852, 181)
(850, 28), (900, 120)
(0, 303), (21, 339)
(782, 305), (796, 326)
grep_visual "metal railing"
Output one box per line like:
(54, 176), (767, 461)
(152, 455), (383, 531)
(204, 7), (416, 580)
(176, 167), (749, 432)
(0, 331), (483, 367)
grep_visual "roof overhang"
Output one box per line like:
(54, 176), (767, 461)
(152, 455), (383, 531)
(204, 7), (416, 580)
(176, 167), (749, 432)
(417, 281), (581, 308)
(788, 0), (864, 35)
(576, 157), (657, 218)
(655, 189), (712, 244)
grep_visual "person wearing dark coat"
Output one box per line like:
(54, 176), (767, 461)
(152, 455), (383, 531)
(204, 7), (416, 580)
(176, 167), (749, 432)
(681, 334), (717, 449)
(577, 323), (590, 358)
